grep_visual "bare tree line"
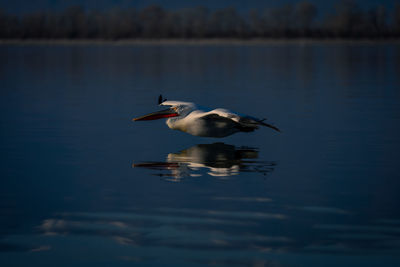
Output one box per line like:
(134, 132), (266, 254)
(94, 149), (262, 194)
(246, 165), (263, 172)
(1, 0), (400, 39)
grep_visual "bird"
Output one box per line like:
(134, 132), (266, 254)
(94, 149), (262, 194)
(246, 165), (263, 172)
(133, 95), (280, 138)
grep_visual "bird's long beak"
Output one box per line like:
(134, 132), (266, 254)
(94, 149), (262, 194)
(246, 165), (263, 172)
(132, 108), (179, 121)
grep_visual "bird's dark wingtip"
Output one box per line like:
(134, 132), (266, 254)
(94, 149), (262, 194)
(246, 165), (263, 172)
(158, 94), (167, 105)
(259, 120), (281, 133)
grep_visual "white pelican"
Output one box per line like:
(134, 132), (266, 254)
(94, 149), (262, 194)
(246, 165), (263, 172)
(133, 95), (280, 138)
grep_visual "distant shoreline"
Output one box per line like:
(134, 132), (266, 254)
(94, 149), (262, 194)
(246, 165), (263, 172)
(1, 38), (400, 46)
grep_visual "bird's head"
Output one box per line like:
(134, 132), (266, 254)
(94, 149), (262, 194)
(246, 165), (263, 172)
(132, 99), (196, 122)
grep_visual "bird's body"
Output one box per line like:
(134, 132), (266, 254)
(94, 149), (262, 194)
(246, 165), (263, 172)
(164, 101), (256, 137)
(133, 97), (280, 138)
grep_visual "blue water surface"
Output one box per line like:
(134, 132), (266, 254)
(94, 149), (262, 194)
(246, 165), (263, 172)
(1, 43), (400, 266)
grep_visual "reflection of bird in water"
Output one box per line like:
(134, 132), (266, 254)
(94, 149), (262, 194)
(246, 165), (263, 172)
(133, 95), (280, 137)
(132, 143), (276, 181)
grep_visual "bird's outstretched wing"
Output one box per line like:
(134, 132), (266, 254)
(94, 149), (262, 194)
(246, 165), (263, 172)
(205, 109), (280, 133)
(239, 116), (280, 132)
(201, 112), (258, 133)
(255, 119), (281, 132)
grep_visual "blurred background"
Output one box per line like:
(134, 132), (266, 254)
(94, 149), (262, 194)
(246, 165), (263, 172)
(0, 0), (399, 40)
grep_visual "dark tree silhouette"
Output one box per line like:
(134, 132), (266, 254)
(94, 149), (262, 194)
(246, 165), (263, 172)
(366, 5), (387, 37)
(295, 1), (317, 35)
(266, 4), (295, 37)
(0, 1), (399, 40)
(208, 7), (246, 37)
(62, 6), (86, 38)
(139, 5), (166, 38)
(248, 9), (265, 37)
(393, 3), (400, 35)
(325, 0), (367, 37)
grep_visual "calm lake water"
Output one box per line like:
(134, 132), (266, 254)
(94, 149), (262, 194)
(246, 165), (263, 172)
(1, 42), (400, 266)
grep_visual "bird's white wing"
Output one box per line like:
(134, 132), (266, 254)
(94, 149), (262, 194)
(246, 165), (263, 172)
(210, 108), (242, 123)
